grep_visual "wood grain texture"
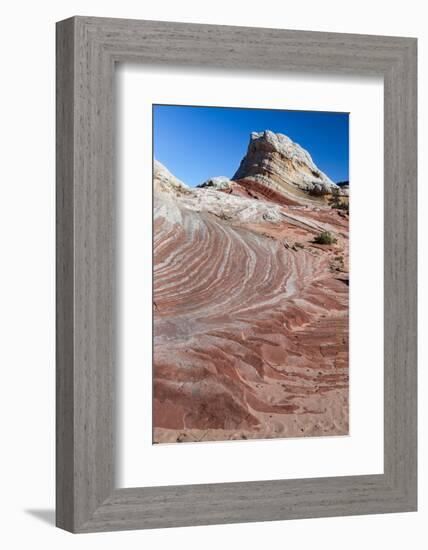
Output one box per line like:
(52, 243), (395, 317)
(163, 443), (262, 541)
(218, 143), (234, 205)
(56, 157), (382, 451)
(56, 16), (417, 533)
(56, 17), (75, 532)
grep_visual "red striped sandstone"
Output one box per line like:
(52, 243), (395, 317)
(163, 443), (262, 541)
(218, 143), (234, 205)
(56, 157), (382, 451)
(153, 133), (349, 444)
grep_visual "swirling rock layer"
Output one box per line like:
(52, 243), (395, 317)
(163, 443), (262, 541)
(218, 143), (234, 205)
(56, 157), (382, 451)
(153, 145), (349, 444)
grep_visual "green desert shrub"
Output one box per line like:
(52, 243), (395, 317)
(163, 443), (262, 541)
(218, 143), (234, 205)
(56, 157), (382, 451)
(313, 231), (337, 245)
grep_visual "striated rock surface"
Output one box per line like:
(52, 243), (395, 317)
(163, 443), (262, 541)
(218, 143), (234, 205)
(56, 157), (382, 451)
(233, 130), (339, 204)
(153, 132), (349, 444)
(153, 159), (190, 196)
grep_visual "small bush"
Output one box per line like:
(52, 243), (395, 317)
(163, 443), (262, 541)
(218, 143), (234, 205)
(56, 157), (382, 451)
(313, 231), (337, 245)
(329, 190), (349, 212)
(332, 201), (349, 212)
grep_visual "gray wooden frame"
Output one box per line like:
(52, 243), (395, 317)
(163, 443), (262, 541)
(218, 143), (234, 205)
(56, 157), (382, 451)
(56, 16), (417, 533)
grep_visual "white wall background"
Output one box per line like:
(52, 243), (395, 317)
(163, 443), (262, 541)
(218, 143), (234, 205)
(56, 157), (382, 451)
(0, 1), (425, 548)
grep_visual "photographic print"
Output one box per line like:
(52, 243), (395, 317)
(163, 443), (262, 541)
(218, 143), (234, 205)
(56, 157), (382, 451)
(153, 105), (349, 444)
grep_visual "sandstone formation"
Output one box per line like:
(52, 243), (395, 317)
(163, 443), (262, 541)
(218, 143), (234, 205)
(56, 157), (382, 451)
(197, 176), (233, 190)
(233, 130), (340, 204)
(153, 131), (349, 444)
(337, 180), (350, 196)
(153, 159), (190, 196)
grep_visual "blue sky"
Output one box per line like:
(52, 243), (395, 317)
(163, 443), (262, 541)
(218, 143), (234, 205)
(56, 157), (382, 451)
(153, 104), (349, 187)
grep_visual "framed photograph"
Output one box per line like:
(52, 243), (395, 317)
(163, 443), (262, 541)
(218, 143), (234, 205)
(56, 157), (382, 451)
(56, 16), (417, 532)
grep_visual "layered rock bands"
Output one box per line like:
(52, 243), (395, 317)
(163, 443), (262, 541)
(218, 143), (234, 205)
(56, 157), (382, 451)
(153, 131), (349, 444)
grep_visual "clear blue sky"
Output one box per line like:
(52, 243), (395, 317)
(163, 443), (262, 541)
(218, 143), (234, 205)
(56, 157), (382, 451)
(153, 104), (349, 187)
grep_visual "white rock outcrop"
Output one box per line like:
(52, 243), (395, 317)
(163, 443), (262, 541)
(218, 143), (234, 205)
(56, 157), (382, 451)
(197, 176), (233, 190)
(153, 159), (190, 196)
(154, 160), (286, 225)
(233, 130), (338, 201)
